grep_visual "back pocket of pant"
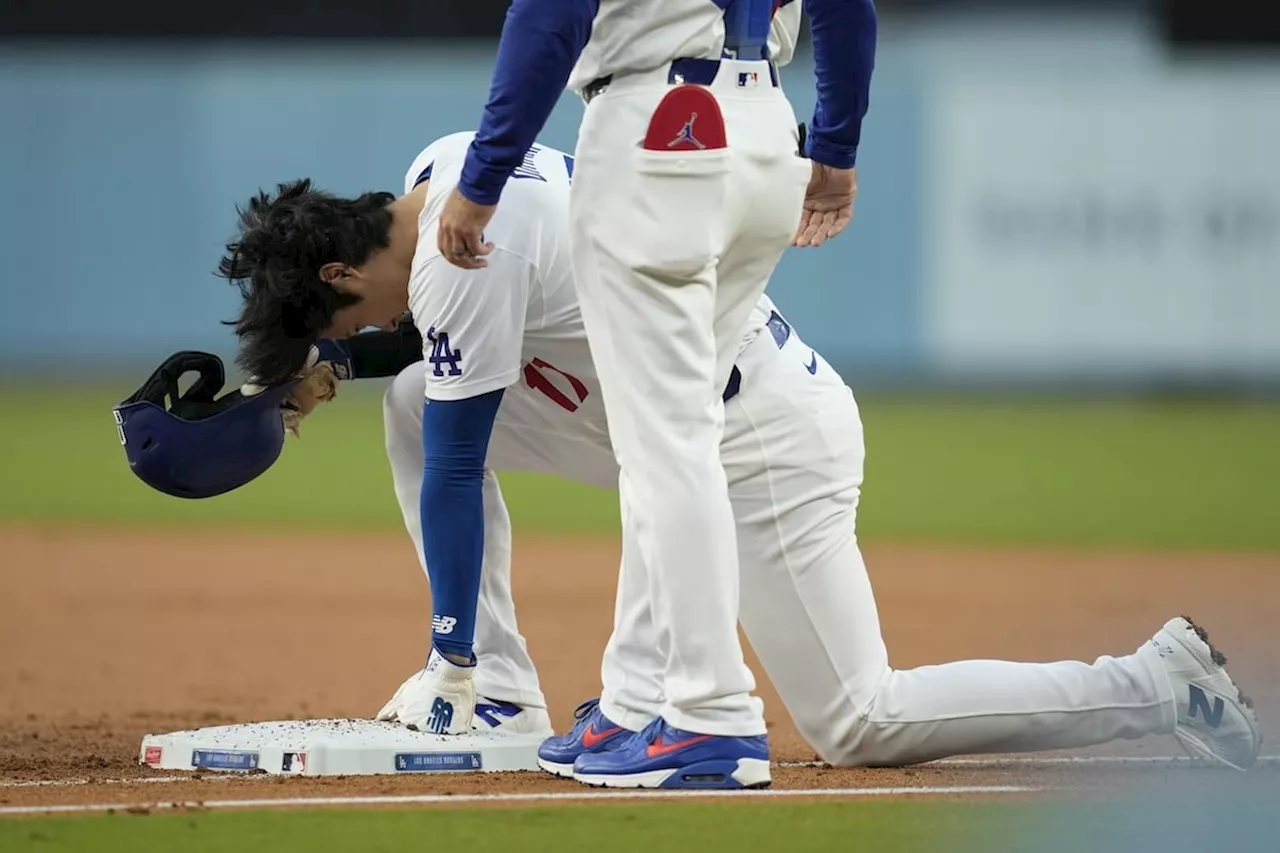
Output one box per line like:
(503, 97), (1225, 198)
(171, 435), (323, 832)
(622, 147), (734, 282)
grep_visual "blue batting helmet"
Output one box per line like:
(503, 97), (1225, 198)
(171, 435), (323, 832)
(113, 351), (298, 499)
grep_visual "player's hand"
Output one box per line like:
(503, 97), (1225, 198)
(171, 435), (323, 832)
(375, 649), (477, 734)
(437, 188), (497, 270)
(792, 163), (857, 248)
(240, 342), (348, 439)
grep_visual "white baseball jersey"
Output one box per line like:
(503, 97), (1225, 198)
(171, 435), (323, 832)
(568, 0), (802, 92)
(768, 0), (803, 67)
(403, 131), (776, 421)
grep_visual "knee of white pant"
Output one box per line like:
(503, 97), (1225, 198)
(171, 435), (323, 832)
(809, 707), (939, 769)
(797, 713), (897, 768)
(788, 676), (893, 768)
(790, 710), (864, 767)
(813, 728), (895, 768)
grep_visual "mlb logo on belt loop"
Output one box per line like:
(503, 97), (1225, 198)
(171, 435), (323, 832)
(737, 71), (760, 88)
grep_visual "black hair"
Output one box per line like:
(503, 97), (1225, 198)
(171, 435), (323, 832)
(217, 179), (396, 385)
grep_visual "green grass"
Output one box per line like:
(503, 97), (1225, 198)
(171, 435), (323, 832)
(0, 383), (620, 535)
(856, 397), (1280, 550)
(4, 802), (960, 853)
(2, 798), (1276, 853)
(1, 384), (1277, 550)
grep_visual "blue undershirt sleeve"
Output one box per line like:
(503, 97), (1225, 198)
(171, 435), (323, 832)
(457, 0), (598, 206)
(805, 0), (878, 169)
(420, 388), (505, 661)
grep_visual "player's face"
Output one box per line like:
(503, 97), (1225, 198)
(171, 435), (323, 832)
(319, 254), (410, 338)
(324, 301), (402, 339)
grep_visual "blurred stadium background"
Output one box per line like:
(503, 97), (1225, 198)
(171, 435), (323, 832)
(2, 6), (1279, 843)
(1, 0), (1277, 547)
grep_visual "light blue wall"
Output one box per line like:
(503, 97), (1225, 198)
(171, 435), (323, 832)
(0, 42), (921, 378)
(4, 17), (1277, 386)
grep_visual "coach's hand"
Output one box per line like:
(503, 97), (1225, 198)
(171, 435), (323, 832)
(792, 164), (857, 248)
(437, 188), (497, 270)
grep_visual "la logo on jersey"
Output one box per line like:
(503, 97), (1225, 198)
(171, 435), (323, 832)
(426, 327), (463, 377)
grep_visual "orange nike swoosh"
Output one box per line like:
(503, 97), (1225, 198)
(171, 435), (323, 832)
(646, 734), (713, 758)
(582, 725), (623, 749)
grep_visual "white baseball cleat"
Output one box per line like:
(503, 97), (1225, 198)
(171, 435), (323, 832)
(1145, 616), (1261, 770)
(471, 697), (553, 737)
(375, 648), (477, 735)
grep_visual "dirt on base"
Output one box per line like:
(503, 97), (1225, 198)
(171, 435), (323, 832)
(1, 525), (1278, 809)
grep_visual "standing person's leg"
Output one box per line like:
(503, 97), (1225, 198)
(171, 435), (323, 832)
(567, 84), (761, 742)
(598, 468), (668, 732)
(537, 468), (668, 776)
(564, 66), (810, 788)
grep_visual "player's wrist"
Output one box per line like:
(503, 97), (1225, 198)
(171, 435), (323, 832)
(458, 144), (511, 207)
(431, 640), (477, 669)
(455, 177), (504, 208)
(805, 134), (858, 170)
(314, 339), (354, 380)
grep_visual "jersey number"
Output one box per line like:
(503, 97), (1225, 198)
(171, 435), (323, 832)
(427, 328), (463, 377)
(523, 358), (588, 413)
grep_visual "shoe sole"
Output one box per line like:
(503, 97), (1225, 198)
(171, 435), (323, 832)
(1167, 616), (1261, 771)
(575, 758), (771, 790)
(537, 757), (576, 778)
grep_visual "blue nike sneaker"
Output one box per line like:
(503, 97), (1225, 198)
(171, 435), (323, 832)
(572, 717), (770, 789)
(536, 698), (631, 778)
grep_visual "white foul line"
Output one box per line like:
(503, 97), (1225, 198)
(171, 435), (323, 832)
(0, 785), (1038, 816)
(4, 754), (1276, 791)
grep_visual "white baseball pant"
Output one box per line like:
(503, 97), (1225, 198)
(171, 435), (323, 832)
(383, 328), (1176, 765)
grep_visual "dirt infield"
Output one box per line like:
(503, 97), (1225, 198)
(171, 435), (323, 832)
(2, 525), (1278, 809)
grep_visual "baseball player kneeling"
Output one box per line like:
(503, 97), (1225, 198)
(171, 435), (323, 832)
(116, 130), (1261, 786)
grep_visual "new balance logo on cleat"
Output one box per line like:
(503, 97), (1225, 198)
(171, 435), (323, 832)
(1188, 685), (1225, 728)
(427, 697), (454, 734)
